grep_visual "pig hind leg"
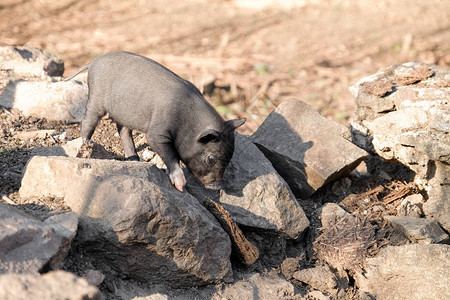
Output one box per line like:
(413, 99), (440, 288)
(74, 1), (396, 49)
(117, 124), (139, 161)
(80, 99), (105, 140)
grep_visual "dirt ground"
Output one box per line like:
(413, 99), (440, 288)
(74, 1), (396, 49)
(1, 0), (449, 133)
(0, 0), (449, 298)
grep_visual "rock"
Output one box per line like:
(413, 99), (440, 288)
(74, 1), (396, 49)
(350, 63), (450, 229)
(14, 129), (56, 140)
(19, 156), (233, 286)
(0, 46), (84, 122)
(350, 160), (369, 178)
(0, 270), (102, 300)
(423, 183), (450, 232)
(211, 271), (295, 300)
(304, 291), (331, 300)
(62, 137), (118, 159)
(252, 98), (367, 199)
(396, 194), (424, 217)
(43, 212), (79, 269)
(384, 215), (448, 244)
(293, 265), (338, 294)
(319, 203), (349, 228)
(362, 108), (449, 178)
(186, 133), (310, 239)
(0, 46), (64, 78)
(0, 80), (88, 121)
(30, 138), (118, 160)
(84, 270), (105, 287)
(280, 257), (301, 280)
(355, 244), (450, 300)
(0, 202), (73, 274)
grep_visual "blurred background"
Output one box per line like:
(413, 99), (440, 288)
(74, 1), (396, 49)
(1, 0), (449, 134)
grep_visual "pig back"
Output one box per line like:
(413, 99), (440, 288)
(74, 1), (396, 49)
(88, 51), (224, 137)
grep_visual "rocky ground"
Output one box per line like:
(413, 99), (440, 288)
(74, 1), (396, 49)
(0, 100), (419, 300)
(1, 0), (449, 299)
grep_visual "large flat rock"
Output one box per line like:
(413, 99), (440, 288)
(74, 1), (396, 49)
(355, 244), (450, 300)
(19, 156), (232, 286)
(251, 98), (367, 198)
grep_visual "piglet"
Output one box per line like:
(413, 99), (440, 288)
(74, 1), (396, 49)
(65, 51), (245, 192)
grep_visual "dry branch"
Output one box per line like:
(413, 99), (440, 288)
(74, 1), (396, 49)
(203, 197), (259, 265)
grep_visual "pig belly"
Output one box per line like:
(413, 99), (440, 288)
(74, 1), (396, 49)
(105, 95), (153, 134)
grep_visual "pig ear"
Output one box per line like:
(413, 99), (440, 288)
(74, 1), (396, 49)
(225, 118), (246, 130)
(198, 128), (219, 143)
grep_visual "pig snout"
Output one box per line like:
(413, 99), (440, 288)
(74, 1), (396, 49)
(199, 173), (223, 190)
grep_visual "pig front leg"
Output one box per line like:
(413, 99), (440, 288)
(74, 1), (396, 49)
(117, 124), (139, 161)
(147, 133), (186, 192)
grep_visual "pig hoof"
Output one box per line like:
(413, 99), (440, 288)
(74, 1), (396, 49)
(170, 171), (186, 192)
(172, 176), (186, 192)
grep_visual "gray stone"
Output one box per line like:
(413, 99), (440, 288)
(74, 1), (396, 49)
(351, 63), (450, 237)
(423, 183), (450, 232)
(350, 62), (450, 186)
(61, 137), (118, 159)
(394, 86), (450, 111)
(252, 98), (367, 199)
(355, 244), (450, 300)
(293, 265), (338, 294)
(0, 46), (86, 122)
(186, 133), (310, 239)
(366, 107), (428, 136)
(43, 212), (79, 269)
(0, 202), (70, 275)
(0, 270), (102, 300)
(304, 291), (331, 300)
(211, 271), (295, 300)
(19, 156), (232, 286)
(350, 161), (369, 178)
(280, 257), (301, 280)
(84, 270), (105, 287)
(319, 203), (349, 228)
(397, 194), (424, 217)
(0, 80), (88, 121)
(384, 215), (449, 244)
(0, 46), (64, 78)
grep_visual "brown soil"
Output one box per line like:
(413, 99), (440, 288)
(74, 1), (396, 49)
(1, 0), (448, 299)
(1, 0), (449, 132)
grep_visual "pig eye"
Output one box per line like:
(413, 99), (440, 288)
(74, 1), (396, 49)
(207, 155), (216, 164)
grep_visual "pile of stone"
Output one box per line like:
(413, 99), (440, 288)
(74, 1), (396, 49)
(0, 46), (87, 121)
(1, 48), (449, 299)
(350, 62), (449, 233)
